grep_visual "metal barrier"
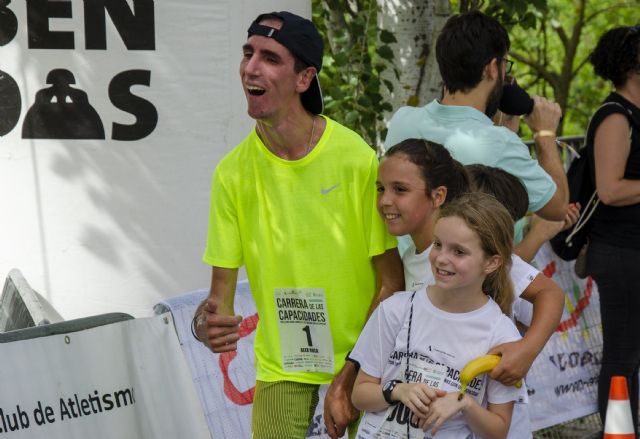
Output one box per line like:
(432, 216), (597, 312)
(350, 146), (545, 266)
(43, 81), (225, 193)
(0, 268), (134, 342)
(534, 414), (602, 438)
(0, 312), (134, 343)
(0, 268), (63, 331)
(524, 135), (584, 149)
(525, 135), (585, 169)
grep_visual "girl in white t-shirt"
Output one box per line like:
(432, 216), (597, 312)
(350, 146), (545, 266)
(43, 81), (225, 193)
(377, 140), (470, 289)
(367, 139), (565, 438)
(374, 138), (564, 374)
(350, 192), (523, 439)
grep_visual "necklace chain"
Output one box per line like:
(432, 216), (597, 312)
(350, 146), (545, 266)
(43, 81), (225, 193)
(306, 115), (317, 157)
(258, 116), (317, 159)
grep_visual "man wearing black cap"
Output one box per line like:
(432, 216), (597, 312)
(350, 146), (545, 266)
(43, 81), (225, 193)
(193, 11), (403, 438)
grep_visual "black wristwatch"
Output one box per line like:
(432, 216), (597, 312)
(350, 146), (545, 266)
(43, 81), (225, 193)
(382, 379), (402, 405)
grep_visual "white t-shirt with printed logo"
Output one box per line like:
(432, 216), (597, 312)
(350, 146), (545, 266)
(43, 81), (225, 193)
(401, 242), (536, 439)
(351, 290), (525, 439)
(401, 242), (433, 292)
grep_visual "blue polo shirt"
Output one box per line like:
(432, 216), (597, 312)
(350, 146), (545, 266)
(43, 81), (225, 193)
(385, 100), (556, 213)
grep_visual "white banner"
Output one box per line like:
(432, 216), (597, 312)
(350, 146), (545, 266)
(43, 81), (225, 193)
(527, 242), (602, 430)
(161, 243), (606, 435)
(0, 0), (309, 320)
(157, 282), (257, 439)
(0, 314), (210, 438)
(157, 282), (336, 438)
(158, 282), (334, 438)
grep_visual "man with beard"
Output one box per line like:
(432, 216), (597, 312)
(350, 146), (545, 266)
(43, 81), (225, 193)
(381, 10), (568, 439)
(385, 10), (568, 222)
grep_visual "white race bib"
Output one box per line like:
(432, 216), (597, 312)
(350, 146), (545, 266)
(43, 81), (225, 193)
(374, 358), (447, 439)
(274, 288), (334, 373)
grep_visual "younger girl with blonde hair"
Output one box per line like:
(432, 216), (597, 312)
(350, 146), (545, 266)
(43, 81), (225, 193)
(350, 192), (524, 439)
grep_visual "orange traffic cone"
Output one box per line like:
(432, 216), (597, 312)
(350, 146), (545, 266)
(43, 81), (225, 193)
(604, 376), (635, 438)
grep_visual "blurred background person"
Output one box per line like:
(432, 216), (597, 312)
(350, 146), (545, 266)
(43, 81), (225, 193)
(585, 24), (640, 434)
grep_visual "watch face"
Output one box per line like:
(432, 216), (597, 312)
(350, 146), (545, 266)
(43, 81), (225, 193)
(382, 380), (400, 404)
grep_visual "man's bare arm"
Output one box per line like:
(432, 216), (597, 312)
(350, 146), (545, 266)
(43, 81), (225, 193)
(194, 266), (242, 353)
(324, 248), (404, 438)
(367, 248), (405, 315)
(524, 96), (569, 221)
(488, 273), (564, 384)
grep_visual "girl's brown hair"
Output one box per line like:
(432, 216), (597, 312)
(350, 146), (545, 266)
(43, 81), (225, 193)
(385, 139), (470, 205)
(438, 192), (514, 315)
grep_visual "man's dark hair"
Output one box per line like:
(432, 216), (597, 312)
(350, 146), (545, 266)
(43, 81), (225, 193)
(385, 139), (470, 205)
(435, 10), (510, 93)
(293, 57), (310, 73)
(589, 26), (640, 87)
(466, 164), (529, 221)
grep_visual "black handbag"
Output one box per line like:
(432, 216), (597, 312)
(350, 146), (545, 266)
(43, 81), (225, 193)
(550, 102), (635, 261)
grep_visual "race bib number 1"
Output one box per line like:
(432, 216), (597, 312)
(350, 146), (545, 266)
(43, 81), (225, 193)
(275, 288), (334, 373)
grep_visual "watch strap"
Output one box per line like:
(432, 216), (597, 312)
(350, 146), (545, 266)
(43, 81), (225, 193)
(382, 379), (402, 405)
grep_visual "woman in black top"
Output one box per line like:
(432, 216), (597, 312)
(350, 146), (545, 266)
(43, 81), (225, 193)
(586, 25), (640, 433)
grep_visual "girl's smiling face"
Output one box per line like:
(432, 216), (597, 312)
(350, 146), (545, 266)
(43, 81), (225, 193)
(376, 154), (443, 244)
(429, 215), (499, 292)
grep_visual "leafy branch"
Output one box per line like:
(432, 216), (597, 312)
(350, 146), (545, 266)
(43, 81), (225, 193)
(313, 0), (398, 149)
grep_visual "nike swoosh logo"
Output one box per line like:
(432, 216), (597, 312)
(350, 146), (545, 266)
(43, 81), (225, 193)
(321, 184), (339, 195)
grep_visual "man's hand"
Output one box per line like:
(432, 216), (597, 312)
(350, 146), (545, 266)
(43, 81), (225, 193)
(324, 363), (360, 439)
(523, 96), (562, 134)
(487, 340), (536, 386)
(195, 299), (243, 353)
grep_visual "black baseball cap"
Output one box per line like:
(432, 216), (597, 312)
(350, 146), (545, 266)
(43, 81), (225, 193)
(247, 11), (324, 114)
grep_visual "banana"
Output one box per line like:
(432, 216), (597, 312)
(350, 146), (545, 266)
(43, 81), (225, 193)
(458, 354), (522, 400)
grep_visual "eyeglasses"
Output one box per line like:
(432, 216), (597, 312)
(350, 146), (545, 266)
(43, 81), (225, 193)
(499, 57), (514, 74)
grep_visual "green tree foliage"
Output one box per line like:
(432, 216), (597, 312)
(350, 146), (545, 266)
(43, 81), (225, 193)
(312, 0), (398, 148)
(508, 0), (638, 136)
(457, 0), (548, 29)
(313, 0), (636, 144)
(454, 0), (638, 136)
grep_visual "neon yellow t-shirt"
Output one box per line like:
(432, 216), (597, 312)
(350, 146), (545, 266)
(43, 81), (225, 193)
(203, 116), (396, 384)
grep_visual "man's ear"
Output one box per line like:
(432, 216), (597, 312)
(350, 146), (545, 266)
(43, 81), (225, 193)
(296, 66), (317, 93)
(484, 57), (500, 81)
